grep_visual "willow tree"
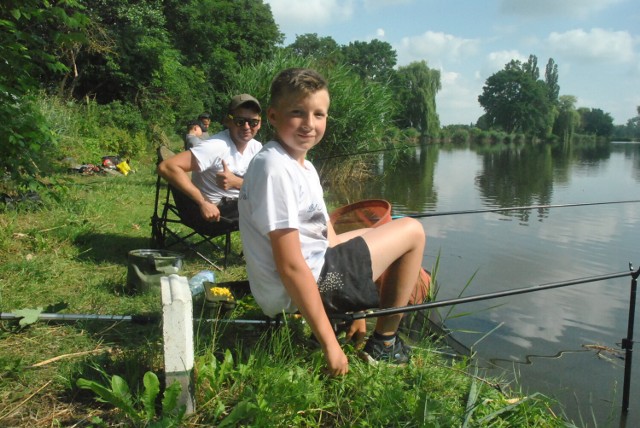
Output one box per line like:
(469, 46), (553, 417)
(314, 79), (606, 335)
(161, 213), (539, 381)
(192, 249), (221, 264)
(393, 61), (441, 137)
(552, 95), (580, 143)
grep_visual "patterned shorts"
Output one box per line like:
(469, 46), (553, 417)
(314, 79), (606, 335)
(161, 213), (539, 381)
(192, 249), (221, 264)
(317, 237), (379, 314)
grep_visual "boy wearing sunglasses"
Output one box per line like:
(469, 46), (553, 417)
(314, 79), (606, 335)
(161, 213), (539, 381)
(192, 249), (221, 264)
(158, 94), (262, 223)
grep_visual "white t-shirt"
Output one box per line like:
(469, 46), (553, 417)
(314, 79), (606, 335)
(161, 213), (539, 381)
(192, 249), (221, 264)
(190, 129), (262, 204)
(239, 141), (329, 317)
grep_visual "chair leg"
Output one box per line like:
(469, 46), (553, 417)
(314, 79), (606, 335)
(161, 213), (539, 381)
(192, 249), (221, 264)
(151, 178), (237, 270)
(191, 246), (223, 271)
(160, 221), (224, 271)
(150, 215), (165, 248)
(223, 231), (232, 269)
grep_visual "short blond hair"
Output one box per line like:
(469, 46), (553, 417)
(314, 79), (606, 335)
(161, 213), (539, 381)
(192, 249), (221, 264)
(269, 68), (328, 108)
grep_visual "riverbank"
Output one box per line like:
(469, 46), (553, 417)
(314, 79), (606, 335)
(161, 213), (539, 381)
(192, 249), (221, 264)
(0, 143), (574, 426)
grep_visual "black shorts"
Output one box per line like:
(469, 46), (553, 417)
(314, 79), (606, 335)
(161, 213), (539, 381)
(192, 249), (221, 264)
(317, 237), (379, 314)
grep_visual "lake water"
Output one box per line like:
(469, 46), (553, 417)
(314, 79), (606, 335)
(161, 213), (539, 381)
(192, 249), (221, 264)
(324, 141), (640, 427)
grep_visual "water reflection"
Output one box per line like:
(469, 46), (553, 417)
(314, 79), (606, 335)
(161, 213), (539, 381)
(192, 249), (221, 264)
(322, 141), (640, 427)
(612, 141), (640, 182)
(476, 145), (554, 222)
(323, 144), (439, 213)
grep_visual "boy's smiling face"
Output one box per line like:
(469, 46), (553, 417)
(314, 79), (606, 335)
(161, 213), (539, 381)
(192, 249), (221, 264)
(268, 88), (330, 163)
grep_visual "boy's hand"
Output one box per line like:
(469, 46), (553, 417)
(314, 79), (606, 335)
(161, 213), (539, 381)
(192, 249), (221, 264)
(324, 344), (349, 376)
(345, 319), (367, 345)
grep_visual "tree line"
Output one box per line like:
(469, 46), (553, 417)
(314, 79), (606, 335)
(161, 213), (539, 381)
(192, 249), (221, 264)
(476, 54), (640, 144)
(2, 0), (636, 189)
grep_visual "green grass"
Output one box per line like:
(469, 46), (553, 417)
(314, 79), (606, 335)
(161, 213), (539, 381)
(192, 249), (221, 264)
(0, 131), (574, 426)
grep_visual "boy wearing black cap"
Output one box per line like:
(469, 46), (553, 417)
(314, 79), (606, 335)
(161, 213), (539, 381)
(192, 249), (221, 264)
(158, 94), (262, 222)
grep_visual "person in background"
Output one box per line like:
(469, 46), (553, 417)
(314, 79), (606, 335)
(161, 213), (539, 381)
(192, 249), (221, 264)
(184, 120), (203, 150)
(198, 112), (211, 139)
(158, 94), (262, 222)
(238, 68), (426, 376)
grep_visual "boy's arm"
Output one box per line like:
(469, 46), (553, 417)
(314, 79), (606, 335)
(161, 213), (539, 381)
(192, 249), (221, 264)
(269, 228), (349, 376)
(157, 151), (220, 221)
(327, 220), (341, 247)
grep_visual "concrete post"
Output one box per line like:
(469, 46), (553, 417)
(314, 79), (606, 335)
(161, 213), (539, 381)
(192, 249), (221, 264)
(161, 274), (195, 414)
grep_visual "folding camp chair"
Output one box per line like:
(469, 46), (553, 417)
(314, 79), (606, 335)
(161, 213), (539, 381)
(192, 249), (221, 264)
(150, 146), (239, 270)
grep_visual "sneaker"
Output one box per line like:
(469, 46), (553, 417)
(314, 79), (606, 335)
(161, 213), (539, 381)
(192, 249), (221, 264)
(361, 335), (412, 365)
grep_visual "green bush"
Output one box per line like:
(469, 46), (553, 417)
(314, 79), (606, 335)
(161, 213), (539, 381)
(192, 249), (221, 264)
(0, 95), (57, 189)
(402, 127), (421, 142)
(514, 133), (526, 144)
(319, 64), (394, 160)
(37, 95), (154, 164)
(221, 50), (313, 144)
(503, 133), (514, 144)
(228, 51), (396, 162)
(101, 127), (148, 158)
(383, 126), (402, 144)
(471, 128), (489, 145)
(451, 128), (470, 144)
(488, 130), (503, 144)
(99, 101), (148, 136)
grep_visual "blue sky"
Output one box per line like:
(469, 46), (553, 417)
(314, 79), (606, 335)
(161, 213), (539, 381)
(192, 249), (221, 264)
(264, 0), (639, 126)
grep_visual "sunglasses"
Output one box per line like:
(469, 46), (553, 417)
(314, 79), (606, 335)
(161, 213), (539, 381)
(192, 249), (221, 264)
(228, 115), (260, 128)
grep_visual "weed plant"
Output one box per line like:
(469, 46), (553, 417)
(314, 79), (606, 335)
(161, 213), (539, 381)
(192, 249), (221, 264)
(0, 97), (574, 426)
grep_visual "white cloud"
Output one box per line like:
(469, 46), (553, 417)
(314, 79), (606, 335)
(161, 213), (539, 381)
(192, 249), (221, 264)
(436, 70), (485, 125)
(483, 50), (528, 77)
(499, 0), (625, 19)
(264, 0), (355, 28)
(396, 31), (480, 67)
(547, 28), (636, 63)
(363, 0), (413, 9)
(362, 28), (387, 42)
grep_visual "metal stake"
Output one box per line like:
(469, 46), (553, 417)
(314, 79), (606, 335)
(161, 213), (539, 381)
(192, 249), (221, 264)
(622, 263), (639, 413)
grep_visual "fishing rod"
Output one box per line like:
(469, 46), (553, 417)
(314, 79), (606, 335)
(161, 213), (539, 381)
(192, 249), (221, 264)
(0, 312), (157, 324)
(0, 312), (274, 325)
(4, 267), (636, 326)
(331, 268), (637, 321)
(392, 199), (640, 219)
(329, 264), (637, 415)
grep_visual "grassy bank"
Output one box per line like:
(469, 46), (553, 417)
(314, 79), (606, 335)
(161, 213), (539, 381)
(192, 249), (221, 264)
(0, 134), (576, 426)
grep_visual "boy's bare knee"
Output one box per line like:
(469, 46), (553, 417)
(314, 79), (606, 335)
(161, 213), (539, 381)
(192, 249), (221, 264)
(398, 217), (425, 244)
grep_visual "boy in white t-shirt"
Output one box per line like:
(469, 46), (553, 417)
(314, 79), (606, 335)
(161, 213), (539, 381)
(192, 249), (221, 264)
(239, 68), (426, 375)
(158, 94), (262, 222)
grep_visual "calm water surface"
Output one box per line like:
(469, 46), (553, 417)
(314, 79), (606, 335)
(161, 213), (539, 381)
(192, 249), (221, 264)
(325, 141), (640, 427)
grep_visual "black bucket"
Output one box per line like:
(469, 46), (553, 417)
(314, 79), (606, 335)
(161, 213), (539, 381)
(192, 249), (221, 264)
(127, 249), (185, 293)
